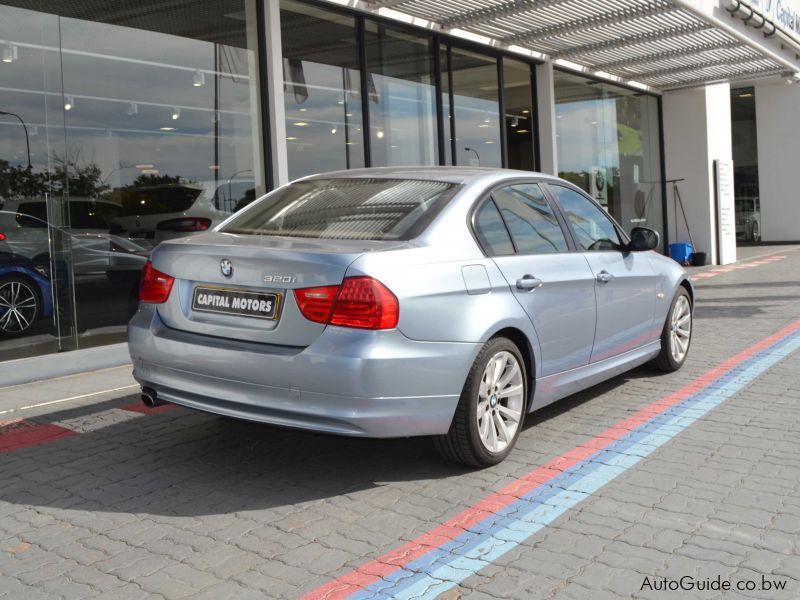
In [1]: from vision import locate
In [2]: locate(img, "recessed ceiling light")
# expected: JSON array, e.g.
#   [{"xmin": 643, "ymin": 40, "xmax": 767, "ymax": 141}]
[
  {"xmin": 522, "ymin": 109, "xmax": 529, "ymax": 114},
  {"xmin": 171, "ymin": 107, "xmax": 181, "ymax": 120},
  {"xmin": 286, "ymin": 136, "xmax": 297, "ymax": 140},
  {"xmin": 299, "ymin": 108, "xmax": 307, "ymax": 112},
  {"xmin": 516, "ymin": 129, "xmax": 530, "ymax": 134},
  {"xmin": 64, "ymin": 96, "xmax": 75, "ymax": 111},
  {"xmin": 293, "ymin": 122, "xmax": 309, "ymax": 127},
  {"xmin": 160, "ymin": 126, "xmax": 175, "ymax": 131},
  {"xmin": 376, "ymin": 131, "xmax": 385, "ymax": 139}
]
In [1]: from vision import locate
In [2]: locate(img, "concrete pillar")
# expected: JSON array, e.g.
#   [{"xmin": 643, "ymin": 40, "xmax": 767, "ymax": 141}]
[
  {"xmin": 754, "ymin": 82, "xmax": 800, "ymax": 242},
  {"xmin": 535, "ymin": 62, "xmax": 558, "ymax": 176},
  {"xmin": 263, "ymin": 0, "xmax": 289, "ymax": 187},
  {"xmin": 662, "ymin": 83, "xmax": 735, "ymax": 265}
]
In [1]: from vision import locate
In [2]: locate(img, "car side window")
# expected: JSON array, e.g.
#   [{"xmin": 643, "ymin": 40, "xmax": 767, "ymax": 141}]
[
  {"xmin": 548, "ymin": 185, "xmax": 622, "ymax": 252},
  {"xmin": 492, "ymin": 184, "xmax": 568, "ymax": 254},
  {"xmin": 473, "ymin": 200, "xmax": 514, "ymax": 256}
]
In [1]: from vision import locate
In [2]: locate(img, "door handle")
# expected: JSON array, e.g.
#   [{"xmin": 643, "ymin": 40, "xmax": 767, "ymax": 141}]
[
  {"xmin": 516, "ymin": 275, "xmax": 543, "ymax": 291},
  {"xmin": 596, "ymin": 270, "xmax": 615, "ymax": 283}
]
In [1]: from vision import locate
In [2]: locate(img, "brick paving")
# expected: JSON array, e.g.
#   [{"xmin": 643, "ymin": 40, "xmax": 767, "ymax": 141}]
[{"xmin": 1, "ymin": 246, "xmax": 799, "ymax": 599}]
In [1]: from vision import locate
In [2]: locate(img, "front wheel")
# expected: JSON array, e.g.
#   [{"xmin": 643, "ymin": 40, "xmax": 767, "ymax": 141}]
[
  {"xmin": 0, "ymin": 276, "xmax": 41, "ymax": 338},
  {"xmin": 653, "ymin": 287, "xmax": 692, "ymax": 372},
  {"xmin": 433, "ymin": 337, "xmax": 527, "ymax": 467}
]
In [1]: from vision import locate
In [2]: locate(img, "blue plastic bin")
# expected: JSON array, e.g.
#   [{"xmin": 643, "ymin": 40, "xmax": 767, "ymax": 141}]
[{"xmin": 669, "ymin": 243, "xmax": 694, "ymax": 265}]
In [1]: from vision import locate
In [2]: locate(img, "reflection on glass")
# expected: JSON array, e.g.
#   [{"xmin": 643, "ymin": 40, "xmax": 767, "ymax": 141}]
[
  {"xmin": 451, "ymin": 48, "xmax": 501, "ymax": 168},
  {"xmin": 554, "ymin": 70, "xmax": 664, "ymax": 248},
  {"xmin": 503, "ymin": 59, "xmax": 535, "ymax": 171},
  {"xmin": 441, "ymin": 46, "xmax": 453, "ymax": 166},
  {"xmin": 730, "ymin": 87, "xmax": 761, "ymax": 243},
  {"xmin": 0, "ymin": 0, "xmax": 264, "ymax": 359},
  {"xmin": 281, "ymin": 1, "xmax": 364, "ymax": 180},
  {"xmin": 366, "ymin": 23, "xmax": 437, "ymax": 167}
]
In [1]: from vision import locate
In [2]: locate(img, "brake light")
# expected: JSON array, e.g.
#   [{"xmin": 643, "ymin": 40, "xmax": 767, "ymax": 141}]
[
  {"xmin": 294, "ymin": 276, "xmax": 399, "ymax": 330},
  {"xmin": 139, "ymin": 260, "xmax": 175, "ymax": 303},
  {"xmin": 0, "ymin": 233, "xmax": 5, "ymax": 241},
  {"xmin": 293, "ymin": 284, "xmax": 340, "ymax": 324},
  {"xmin": 156, "ymin": 217, "xmax": 212, "ymax": 232}
]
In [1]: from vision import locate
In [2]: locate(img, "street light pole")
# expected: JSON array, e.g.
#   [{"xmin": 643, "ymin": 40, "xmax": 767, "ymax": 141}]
[{"xmin": 0, "ymin": 110, "xmax": 32, "ymax": 168}]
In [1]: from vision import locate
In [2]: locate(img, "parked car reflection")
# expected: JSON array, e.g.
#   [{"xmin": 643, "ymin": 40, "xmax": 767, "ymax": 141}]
[{"xmin": 0, "ymin": 250, "xmax": 53, "ymax": 338}]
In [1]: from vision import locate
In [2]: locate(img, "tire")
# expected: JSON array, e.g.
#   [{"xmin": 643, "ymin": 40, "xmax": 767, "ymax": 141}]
[
  {"xmin": 433, "ymin": 336, "xmax": 528, "ymax": 467},
  {"xmin": 751, "ymin": 221, "xmax": 761, "ymax": 242},
  {"xmin": 653, "ymin": 287, "xmax": 692, "ymax": 372},
  {"xmin": 0, "ymin": 275, "xmax": 41, "ymax": 338}
]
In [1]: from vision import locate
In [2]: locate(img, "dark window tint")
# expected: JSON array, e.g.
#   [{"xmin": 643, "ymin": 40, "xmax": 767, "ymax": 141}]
[
  {"xmin": 549, "ymin": 185, "xmax": 621, "ymax": 251},
  {"xmin": 474, "ymin": 201, "xmax": 514, "ymax": 256},
  {"xmin": 118, "ymin": 186, "xmax": 202, "ymax": 216},
  {"xmin": 214, "ymin": 181, "xmax": 257, "ymax": 213},
  {"xmin": 492, "ymin": 184, "xmax": 567, "ymax": 254},
  {"xmin": 220, "ymin": 178, "xmax": 457, "ymax": 241},
  {"xmin": 16, "ymin": 203, "xmax": 48, "ymax": 226}
]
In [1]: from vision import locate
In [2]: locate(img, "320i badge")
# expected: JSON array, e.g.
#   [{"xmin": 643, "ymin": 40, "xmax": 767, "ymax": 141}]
[{"xmin": 129, "ymin": 167, "xmax": 693, "ymax": 466}]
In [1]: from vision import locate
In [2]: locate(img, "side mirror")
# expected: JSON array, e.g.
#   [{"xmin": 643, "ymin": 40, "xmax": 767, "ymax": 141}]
[{"xmin": 628, "ymin": 227, "xmax": 659, "ymax": 252}]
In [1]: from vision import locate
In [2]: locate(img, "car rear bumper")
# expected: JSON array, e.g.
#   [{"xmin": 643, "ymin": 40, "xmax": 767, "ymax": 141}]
[{"xmin": 127, "ymin": 306, "xmax": 479, "ymax": 437}]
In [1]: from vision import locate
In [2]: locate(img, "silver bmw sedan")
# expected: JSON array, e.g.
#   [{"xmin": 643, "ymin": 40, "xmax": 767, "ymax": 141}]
[{"xmin": 128, "ymin": 167, "xmax": 693, "ymax": 466}]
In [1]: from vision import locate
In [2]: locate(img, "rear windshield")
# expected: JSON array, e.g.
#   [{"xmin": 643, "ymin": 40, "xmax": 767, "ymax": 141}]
[
  {"xmin": 219, "ymin": 178, "xmax": 459, "ymax": 241},
  {"xmin": 118, "ymin": 186, "xmax": 201, "ymax": 216}
]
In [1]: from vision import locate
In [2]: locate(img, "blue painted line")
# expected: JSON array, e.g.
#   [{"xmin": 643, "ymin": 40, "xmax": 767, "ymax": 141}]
[{"xmin": 355, "ymin": 329, "xmax": 800, "ymax": 600}]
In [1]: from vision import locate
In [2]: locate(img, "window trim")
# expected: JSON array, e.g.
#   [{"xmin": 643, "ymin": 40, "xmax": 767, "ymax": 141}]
[
  {"xmin": 543, "ymin": 181, "xmax": 632, "ymax": 253},
  {"xmin": 467, "ymin": 178, "xmax": 576, "ymax": 257}
]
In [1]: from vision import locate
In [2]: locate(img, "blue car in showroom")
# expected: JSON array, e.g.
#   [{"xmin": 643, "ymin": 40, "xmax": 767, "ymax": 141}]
[{"xmin": 128, "ymin": 168, "xmax": 693, "ymax": 466}]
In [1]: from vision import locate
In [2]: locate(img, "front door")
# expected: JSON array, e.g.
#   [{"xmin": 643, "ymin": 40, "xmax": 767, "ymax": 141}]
[{"xmin": 546, "ymin": 184, "xmax": 659, "ymax": 363}]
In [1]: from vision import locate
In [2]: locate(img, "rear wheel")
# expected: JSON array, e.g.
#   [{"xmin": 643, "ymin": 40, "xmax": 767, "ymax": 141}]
[
  {"xmin": 653, "ymin": 287, "xmax": 692, "ymax": 372},
  {"xmin": 0, "ymin": 276, "xmax": 41, "ymax": 337},
  {"xmin": 434, "ymin": 337, "xmax": 527, "ymax": 467}
]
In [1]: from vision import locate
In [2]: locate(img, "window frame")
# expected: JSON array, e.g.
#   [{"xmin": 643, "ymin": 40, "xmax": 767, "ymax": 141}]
[
  {"xmin": 468, "ymin": 178, "xmax": 576, "ymax": 257},
  {"xmin": 543, "ymin": 181, "xmax": 631, "ymax": 253}
]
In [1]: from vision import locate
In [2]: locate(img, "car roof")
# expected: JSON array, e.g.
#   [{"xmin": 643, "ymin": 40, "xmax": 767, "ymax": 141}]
[{"xmin": 299, "ymin": 166, "xmax": 560, "ymax": 186}]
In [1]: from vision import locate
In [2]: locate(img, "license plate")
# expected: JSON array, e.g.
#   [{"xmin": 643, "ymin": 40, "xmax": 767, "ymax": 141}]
[{"xmin": 192, "ymin": 286, "xmax": 280, "ymax": 320}]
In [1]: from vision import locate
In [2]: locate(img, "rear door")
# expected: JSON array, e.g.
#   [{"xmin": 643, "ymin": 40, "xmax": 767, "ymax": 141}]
[
  {"xmin": 545, "ymin": 183, "xmax": 659, "ymax": 363},
  {"xmin": 475, "ymin": 182, "xmax": 596, "ymax": 377}
]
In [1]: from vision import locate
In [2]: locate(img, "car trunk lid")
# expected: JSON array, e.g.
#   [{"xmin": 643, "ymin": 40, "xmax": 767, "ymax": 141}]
[{"xmin": 152, "ymin": 231, "xmax": 404, "ymax": 346}]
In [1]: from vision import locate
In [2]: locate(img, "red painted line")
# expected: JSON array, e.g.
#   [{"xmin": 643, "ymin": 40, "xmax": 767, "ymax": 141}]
[
  {"xmin": 0, "ymin": 419, "xmax": 76, "ymax": 453},
  {"xmin": 304, "ymin": 319, "xmax": 800, "ymax": 600},
  {"xmin": 120, "ymin": 402, "xmax": 175, "ymax": 415}
]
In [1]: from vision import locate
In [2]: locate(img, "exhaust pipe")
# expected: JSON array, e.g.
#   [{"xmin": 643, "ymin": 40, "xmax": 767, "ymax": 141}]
[{"xmin": 141, "ymin": 387, "xmax": 167, "ymax": 408}]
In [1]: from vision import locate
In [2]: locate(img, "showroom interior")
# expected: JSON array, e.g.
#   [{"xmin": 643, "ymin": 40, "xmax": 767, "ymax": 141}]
[{"xmin": 0, "ymin": 0, "xmax": 798, "ymax": 364}]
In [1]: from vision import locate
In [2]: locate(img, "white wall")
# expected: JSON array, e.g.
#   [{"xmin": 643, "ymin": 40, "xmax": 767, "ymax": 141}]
[
  {"xmin": 662, "ymin": 83, "xmax": 734, "ymax": 265},
  {"xmin": 754, "ymin": 82, "xmax": 800, "ymax": 242}
]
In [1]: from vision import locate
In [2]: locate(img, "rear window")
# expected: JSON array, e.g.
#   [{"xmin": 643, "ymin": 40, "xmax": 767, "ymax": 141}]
[
  {"xmin": 118, "ymin": 186, "xmax": 202, "ymax": 216},
  {"xmin": 219, "ymin": 178, "xmax": 459, "ymax": 241}
]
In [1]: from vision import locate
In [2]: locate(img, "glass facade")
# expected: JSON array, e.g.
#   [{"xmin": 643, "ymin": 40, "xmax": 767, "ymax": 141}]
[
  {"xmin": 0, "ymin": 0, "xmax": 264, "ymax": 361},
  {"xmin": 281, "ymin": 1, "xmax": 364, "ymax": 180},
  {"xmin": 0, "ymin": 0, "xmax": 664, "ymax": 363},
  {"xmin": 554, "ymin": 70, "xmax": 664, "ymax": 248},
  {"xmin": 730, "ymin": 87, "xmax": 761, "ymax": 243}
]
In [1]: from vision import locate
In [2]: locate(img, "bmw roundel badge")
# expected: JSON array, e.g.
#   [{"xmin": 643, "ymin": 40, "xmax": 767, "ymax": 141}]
[{"xmin": 220, "ymin": 259, "xmax": 233, "ymax": 278}]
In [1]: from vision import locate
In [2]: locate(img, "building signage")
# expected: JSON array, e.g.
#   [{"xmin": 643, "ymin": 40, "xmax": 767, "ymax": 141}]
[
  {"xmin": 714, "ymin": 160, "xmax": 737, "ymax": 266},
  {"xmin": 742, "ymin": 0, "xmax": 800, "ymax": 39}
]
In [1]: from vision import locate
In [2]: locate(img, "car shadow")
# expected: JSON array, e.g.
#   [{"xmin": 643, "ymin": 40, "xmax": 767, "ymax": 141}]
[{"xmin": 0, "ymin": 362, "xmax": 670, "ymax": 518}]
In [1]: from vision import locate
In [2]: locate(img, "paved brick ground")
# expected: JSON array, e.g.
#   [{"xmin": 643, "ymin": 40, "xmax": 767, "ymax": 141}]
[{"xmin": 1, "ymin": 246, "xmax": 799, "ymax": 599}]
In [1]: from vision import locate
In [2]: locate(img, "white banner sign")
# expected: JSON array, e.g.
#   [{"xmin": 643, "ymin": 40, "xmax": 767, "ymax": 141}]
[
  {"xmin": 715, "ymin": 160, "xmax": 737, "ymax": 266},
  {"xmin": 742, "ymin": 0, "xmax": 800, "ymax": 39}
]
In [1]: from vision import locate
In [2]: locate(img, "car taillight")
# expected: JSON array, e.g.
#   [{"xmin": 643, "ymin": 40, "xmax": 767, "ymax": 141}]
[
  {"xmin": 294, "ymin": 276, "xmax": 399, "ymax": 330},
  {"xmin": 0, "ymin": 233, "xmax": 5, "ymax": 241},
  {"xmin": 156, "ymin": 217, "xmax": 211, "ymax": 232},
  {"xmin": 293, "ymin": 284, "xmax": 340, "ymax": 324},
  {"xmin": 139, "ymin": 260, "xmax": 175, "ymax": 303}
]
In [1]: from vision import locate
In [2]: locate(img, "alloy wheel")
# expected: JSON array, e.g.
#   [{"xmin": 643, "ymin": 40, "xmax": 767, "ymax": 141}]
[
  {"xmin": 0, "ymin": 280, "xmax": 38, "ymax": 334},
  {"xmin": 477, "ymin": 350, "xmax": 524, "ymax": 453},
  {"xmin": 669, "ymin": 294, "xmax": 692, "ymax": 364}
]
